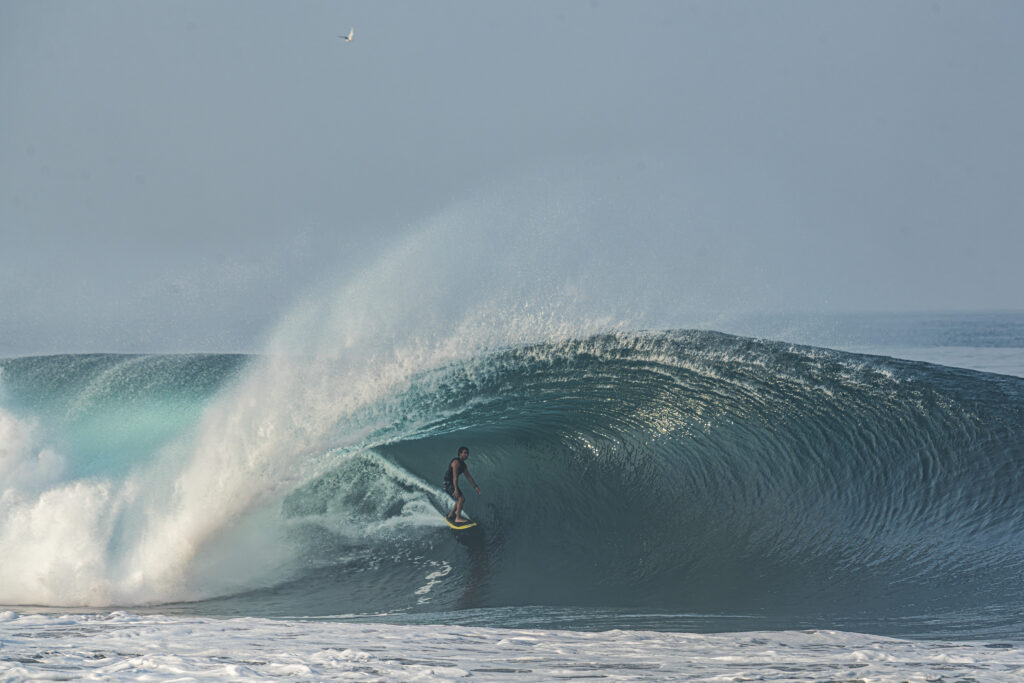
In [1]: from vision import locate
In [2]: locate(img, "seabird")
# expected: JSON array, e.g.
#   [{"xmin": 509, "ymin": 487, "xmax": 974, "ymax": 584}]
[{"xmin": 339, "ymin": 27, "xmax": 354, "ymax": 42}]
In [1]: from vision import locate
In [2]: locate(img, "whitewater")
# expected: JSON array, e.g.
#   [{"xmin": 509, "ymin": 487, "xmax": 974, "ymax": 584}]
[{"xmin": 3, "ymin": 212, "xmax": 1024, "ymax": 680}]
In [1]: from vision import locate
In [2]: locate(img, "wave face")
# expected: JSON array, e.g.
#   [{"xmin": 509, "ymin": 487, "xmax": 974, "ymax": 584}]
[{"xmin": 2, "ymin": 333, "xmax": 1023, "ymax": 636}]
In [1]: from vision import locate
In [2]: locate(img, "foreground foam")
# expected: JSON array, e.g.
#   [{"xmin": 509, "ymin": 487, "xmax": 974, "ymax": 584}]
[{"xmin": 2, "ymin": 612, "xmax": 1022, "ymax": 682}]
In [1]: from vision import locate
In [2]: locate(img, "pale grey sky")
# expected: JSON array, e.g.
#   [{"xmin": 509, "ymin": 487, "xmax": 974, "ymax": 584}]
[{"xmin": 2, "ymin": 1, "xmax": 1022, "ymax": 354}]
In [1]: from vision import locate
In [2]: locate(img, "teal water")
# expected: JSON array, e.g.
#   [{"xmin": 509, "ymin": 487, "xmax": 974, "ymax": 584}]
[{"xmin": 1, "ymin": 315, "xmax": 1022, "ymax": 640}]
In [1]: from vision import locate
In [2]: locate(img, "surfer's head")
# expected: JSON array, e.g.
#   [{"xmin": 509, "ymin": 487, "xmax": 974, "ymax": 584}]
[{"xmin": 458, "ymin": 446, "xmax": 469, "ymax": 460}]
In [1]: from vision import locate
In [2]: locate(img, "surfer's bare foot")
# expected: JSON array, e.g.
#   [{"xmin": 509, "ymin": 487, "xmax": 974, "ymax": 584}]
[{"xmin": 455, "ymin": 518, "xmax": 469, "ymax": 524}]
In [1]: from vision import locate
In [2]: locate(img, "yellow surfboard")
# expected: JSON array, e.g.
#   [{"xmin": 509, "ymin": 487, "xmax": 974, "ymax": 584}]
[{"xmin": 443, "ymin": 516, "xmax": 477, "ymax": 530}]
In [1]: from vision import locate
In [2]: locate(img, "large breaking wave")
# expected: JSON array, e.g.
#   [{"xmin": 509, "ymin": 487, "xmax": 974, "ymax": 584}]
[{"xmin": 2, "ymin": 331, "xmax": 1022, "ymax": 635}]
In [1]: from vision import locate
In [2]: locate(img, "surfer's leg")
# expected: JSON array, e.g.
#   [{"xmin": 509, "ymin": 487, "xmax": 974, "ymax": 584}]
[
  {"xmin": 454, "ymin": 493, "xmax": 468, "ymax": 523},
  {"xmin": 445, "ymin": 484, "xmax": 457, "ymax": 519}
]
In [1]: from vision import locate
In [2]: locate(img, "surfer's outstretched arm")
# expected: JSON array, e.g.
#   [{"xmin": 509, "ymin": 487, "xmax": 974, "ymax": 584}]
[{"xmin": 465, "ymin": 471, "xmax": 481, "ymax": 494}]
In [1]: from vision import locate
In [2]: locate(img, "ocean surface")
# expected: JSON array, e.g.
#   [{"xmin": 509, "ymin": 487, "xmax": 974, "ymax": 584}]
[{"xmin": 2, "ymin": 312, "xmax": 1023, "ymax": 681}]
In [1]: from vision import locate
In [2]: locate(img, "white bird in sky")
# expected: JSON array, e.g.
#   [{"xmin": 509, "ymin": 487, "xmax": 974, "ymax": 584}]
[{"xmin": 339, "ymin": 27, "xmax": 354, "ymax": 42}]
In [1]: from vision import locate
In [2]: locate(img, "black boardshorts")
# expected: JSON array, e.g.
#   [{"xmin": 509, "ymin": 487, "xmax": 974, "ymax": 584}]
[{"xmin": 444, "ymin": 481, "xmax": 464, "ymax": 500}]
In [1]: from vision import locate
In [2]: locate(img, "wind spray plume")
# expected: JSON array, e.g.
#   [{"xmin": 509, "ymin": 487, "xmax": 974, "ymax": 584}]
[{"xmin": 118, "ymin": 184, "xmax": 631, "ymax": 604}]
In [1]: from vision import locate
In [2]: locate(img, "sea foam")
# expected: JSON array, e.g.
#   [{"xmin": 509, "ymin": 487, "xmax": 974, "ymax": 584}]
[{"xmin": 2, "ymin": 611, "xmax": 1022, "ymax": 682}]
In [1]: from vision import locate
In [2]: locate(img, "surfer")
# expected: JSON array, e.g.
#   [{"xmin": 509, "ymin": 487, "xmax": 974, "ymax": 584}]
[{"xmin": 444, "ymin": 446, "xmax": 481, "ymax": 524}]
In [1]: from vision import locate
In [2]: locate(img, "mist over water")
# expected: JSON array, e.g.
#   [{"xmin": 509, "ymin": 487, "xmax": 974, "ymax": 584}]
[
  {"xmin": 0, "ymin": 194, "xmax": 629, "ymax": 607},
  {"xmin": 1, "ymin": 195, "xmax": 1023, "ymax": 641}
]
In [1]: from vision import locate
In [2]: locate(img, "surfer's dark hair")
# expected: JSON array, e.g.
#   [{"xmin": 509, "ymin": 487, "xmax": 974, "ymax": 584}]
[{"xmin": 458, "ymin": 446, "xmax": 469, "ymax": 456}]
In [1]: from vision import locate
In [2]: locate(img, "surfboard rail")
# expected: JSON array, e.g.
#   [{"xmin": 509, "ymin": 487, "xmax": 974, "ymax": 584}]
[{"xmin": 443, "ymin": 515, "xmax": 477, "ymax": 530}]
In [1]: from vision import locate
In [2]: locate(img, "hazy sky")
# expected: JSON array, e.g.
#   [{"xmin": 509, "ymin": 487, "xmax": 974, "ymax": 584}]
[{"xmin": 2, "ymin": 1, "xmax": 1022, "ymax": 355}]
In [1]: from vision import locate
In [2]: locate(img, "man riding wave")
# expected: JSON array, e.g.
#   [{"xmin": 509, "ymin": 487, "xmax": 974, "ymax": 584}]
[{"xmin": 444, "ymin": 446, "xmax": 481, "ymax": 524}]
